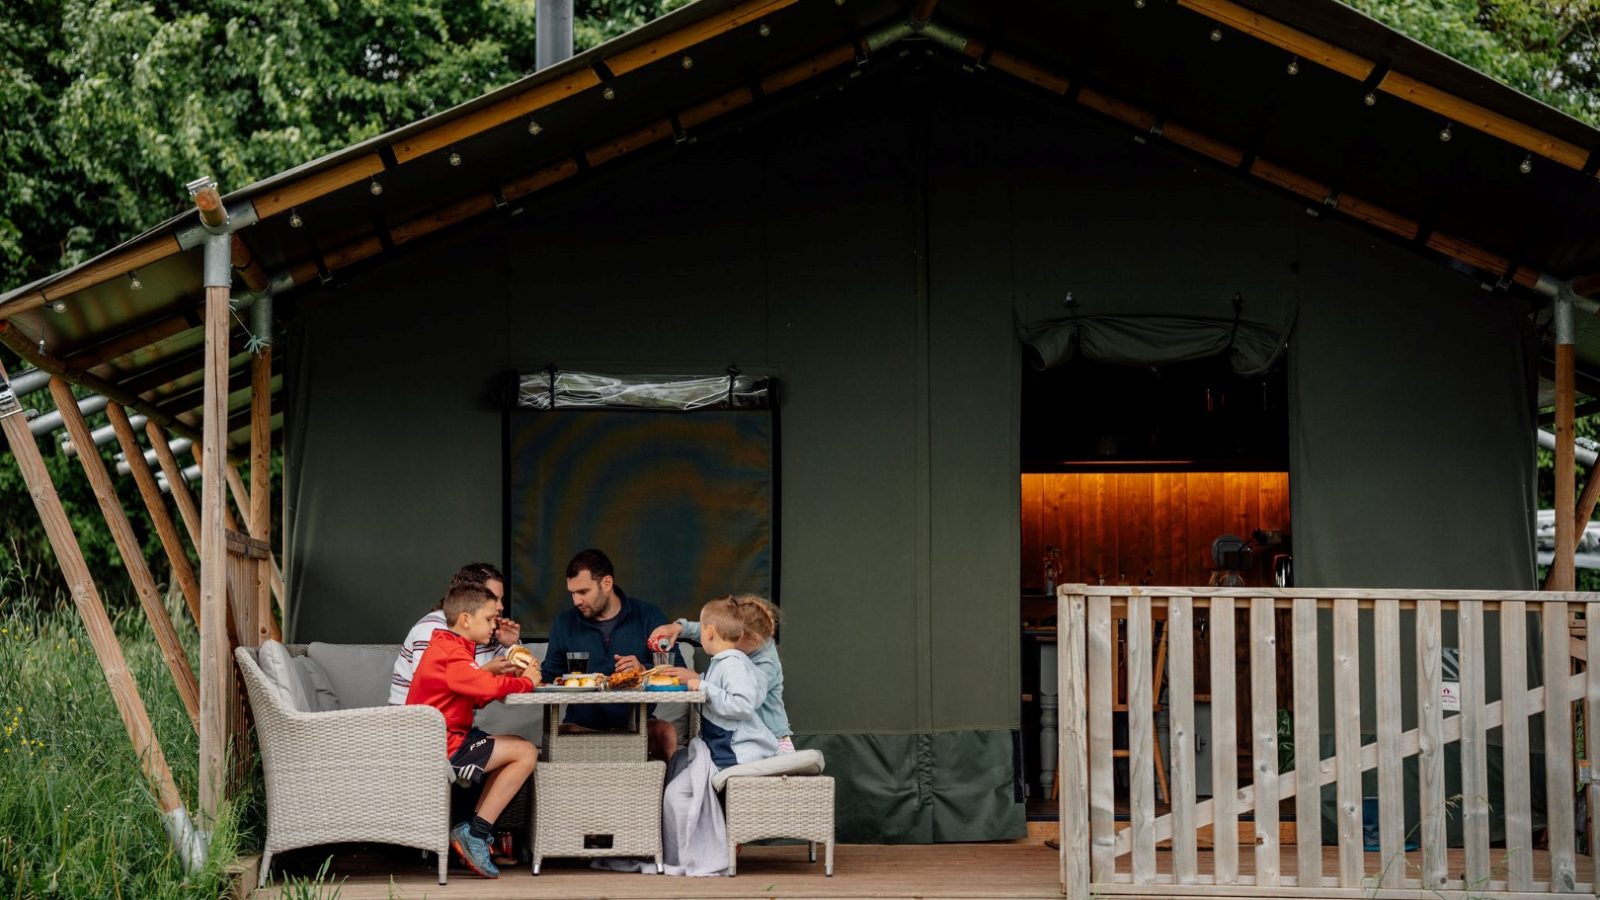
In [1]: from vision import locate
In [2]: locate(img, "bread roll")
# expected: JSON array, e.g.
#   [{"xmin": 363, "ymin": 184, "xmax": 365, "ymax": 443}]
[{"xmin": 505, "ymin": 645, "xmax": 536, "ymax": 671}]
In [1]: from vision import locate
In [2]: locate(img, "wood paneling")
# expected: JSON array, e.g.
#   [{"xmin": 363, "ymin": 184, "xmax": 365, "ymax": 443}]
[{"xmin": 1022, "ymin": 472, "xmax": 1290, "ymax": 590}]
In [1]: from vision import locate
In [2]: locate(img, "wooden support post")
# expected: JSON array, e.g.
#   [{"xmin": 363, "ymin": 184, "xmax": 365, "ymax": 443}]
[
  {"xmin": 0, "ymin": 360, "xmax": 197, "ymax": 859},
  {"xmin": 189, "ymin": 442, "xmax": 284, "ymax": 639},
  {"xmin": 108, "ymin": 405, "xmax": 202, "ymax": 625},
  {"xmin": 147, "ymin": 421, "xmax": 201, "ymax": 547},
  {"xmin": 50, "ymin": 379, "xmax": 199, "ymax": 731},
  {"xmin": 1552, "ymin": 295, "xmax": 1577, "ymax": 591},
  {"xmin": 249, "ymin": 346, "xmax": 272, "ymax": 647},
  {"xmin": 198, "ymin": 264, "xmax": 232, "ymax": 822}
]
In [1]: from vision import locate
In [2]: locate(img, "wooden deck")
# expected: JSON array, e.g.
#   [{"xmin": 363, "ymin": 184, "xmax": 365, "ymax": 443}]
[{"xmin": 248, "ymin": 841, "xmax": 1595, "ymax": 899}]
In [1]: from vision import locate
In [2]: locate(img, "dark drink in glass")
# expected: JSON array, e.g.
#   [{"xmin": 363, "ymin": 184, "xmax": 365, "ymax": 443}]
[{"xmin": 566, "ymin": 651, "xmax": 589, "ymax": 674}]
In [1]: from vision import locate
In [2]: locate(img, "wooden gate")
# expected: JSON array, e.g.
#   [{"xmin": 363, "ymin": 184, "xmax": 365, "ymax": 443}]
[{"xmin": 1058, "ymin": 586, "xmax": 1600, "ymax": 899}]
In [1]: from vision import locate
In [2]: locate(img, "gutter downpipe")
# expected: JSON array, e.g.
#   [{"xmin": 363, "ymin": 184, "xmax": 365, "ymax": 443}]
[{"xmin": 536, "ymin": 0, "xmax": 574, "ymax": 70}]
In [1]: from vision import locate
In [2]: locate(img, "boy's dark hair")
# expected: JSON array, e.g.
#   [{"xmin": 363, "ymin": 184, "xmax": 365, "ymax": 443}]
[
  {"xmin": 449, "ymin": 562, "xmax": 504, "ymax": 591},
  {"xmin": 443, "ymin": 584, "xmax": 498, "ymax": 626},
  {"xmin": 564, "ymin": 548, "xmax": 614, "ymax": 581}
]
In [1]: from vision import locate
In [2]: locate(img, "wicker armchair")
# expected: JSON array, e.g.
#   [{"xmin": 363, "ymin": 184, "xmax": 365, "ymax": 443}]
[{"xmin": 236, "ymin": 647, "xmax": 452, "ymax": 888}]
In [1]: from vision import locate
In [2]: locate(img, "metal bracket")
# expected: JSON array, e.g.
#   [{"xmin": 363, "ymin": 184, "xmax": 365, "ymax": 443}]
[
  {"xmin": 0, "ymin": 373, "xmax": 21, "ymax": 421},
  {"xmin": 176, "ymin": 200, "xmax": 260, "ymax": 250}
]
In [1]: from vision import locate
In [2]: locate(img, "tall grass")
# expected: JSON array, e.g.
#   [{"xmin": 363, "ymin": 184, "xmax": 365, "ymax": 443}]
[{"xmin": 0, "ymin": 561, "xmax": 257, "ymax": 898}]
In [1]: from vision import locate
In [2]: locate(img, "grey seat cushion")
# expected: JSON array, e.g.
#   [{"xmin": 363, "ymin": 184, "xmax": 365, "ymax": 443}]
[
  {"xmin": 257, "ymin": 640, "xmax": 312, "ymax": 712},
  {"xmin": 712, "ymin": 748, "xmax": 826, "ymax": 792},
  {"xmin": 293, "ymin": 656, "xmax": 342, "ymax": 712},
  {"xmin": 307, "ymin": 642, "xmax": 400, "ymax": 709}
]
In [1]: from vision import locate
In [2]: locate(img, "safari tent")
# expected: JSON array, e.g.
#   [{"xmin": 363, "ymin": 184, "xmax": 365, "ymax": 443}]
[{"xmin": 4, "ymin": 0, "xmax": 1600, "ymax": 896}]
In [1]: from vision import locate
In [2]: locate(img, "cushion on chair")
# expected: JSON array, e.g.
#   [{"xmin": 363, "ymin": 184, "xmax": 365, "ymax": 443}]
[
  {"xmin": 306, "ymin": 642, "xmax": 398, "ymax": 709},
  {"xmin": 257, "ymin": 640, "xmax": 313, "ymax": 712},
  {"xmin": 712, "ymin": 748, "xmax": 825, "ymax": 792},
  {"xmin": 293, "ymin": 656, "xmax": 342, "ymax": 712}
]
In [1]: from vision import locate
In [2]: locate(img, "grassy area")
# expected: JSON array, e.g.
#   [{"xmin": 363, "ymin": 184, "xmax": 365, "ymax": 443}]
[{"xmin": 0, "ymin": 566, "xmax": 256, "ymax": 898}]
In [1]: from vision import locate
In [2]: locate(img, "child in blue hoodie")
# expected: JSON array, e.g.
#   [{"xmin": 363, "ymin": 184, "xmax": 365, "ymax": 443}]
[
  {"xmin": 651, "ymin": 594, "xmax": 793, "ymax": 752},
  {"xmin": 659, "ymin": 596, "xmax": 778, "ymax": 768}
]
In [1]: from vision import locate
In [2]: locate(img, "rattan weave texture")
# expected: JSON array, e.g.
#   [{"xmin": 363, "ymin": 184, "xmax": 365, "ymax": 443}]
[
  {"xmin": 724, "ymin": 774, "xmax": 836, "ymax": 876},
  {"xmin": 531, "ymin": 760, "xmax": 666, "ymax": 874},
  {"xmin": 237, "ymin": 647, "xmax": 452, "ymax": 888}
]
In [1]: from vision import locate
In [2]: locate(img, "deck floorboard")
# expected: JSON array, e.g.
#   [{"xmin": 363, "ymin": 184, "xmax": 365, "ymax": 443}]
[{"xmin": 249, "ymin": 842, "xmax": 1595, "ymax": 898}]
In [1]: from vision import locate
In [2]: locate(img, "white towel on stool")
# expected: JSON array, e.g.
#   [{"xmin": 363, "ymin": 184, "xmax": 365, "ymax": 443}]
[{"xmin": 591, "ymin": 737, "xmax": 728, "ymax": 877}]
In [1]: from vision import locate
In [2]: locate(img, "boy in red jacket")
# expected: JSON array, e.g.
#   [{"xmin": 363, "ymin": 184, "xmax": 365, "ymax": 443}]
[{"xmin": 407, "ymin": 582, "xmax": 539, "ymax": 878}]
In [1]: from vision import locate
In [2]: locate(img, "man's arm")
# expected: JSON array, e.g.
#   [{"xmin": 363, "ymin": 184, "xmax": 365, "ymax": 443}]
[{"xmin": 539, "ymin": 619, "xmax": 566, "ymax": 684}]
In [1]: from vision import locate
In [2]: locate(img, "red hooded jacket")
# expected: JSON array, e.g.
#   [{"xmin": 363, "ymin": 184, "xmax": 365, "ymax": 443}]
[{"xmin": 405, "ymin": 628, "xmax": 534, "ymax": 755}]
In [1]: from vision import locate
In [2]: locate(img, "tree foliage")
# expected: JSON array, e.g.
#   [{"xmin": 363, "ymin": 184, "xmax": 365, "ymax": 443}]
[{"xmin": 1345, "ymin": 0, "xmax": 1600, "ymax": 126}]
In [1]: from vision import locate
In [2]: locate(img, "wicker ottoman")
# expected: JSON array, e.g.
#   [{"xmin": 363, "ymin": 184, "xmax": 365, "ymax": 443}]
[
  {"xmin": 724, "ymin": 774, "xmax": 835, "ymax": 876},
  {"xmin": 531, "ymin": 760, "xmax": 665, "ymax": 874}
]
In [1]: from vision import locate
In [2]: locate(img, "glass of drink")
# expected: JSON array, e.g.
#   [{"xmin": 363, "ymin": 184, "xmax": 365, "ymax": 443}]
[
  {"xmin": 566, "ymin": 651, "xmax": 589, "ymax": 674},
  {"xmin": 652, "ymin": 646, "xmax": 675, "ymax": 669}
]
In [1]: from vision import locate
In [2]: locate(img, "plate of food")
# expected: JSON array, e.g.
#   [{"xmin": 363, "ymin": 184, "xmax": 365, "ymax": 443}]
[
  {"xmin": 644, "ymin": 672, "xmax": 687, "ymax": 691},
  {"xmin": 538, "ymin": 673, "xmax": 602, "ymax": 691}
]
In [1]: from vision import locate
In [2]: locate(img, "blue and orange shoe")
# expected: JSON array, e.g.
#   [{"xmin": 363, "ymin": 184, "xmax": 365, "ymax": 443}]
[{"xmin": 449, "ymin": 821, "xmax": 500, "ymax": 879}]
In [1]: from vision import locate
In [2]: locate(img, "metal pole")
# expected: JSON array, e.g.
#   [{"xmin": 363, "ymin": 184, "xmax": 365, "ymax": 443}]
[{"xmin": 536, "ymin": 0, "xmax": 573, "ymax": 70}]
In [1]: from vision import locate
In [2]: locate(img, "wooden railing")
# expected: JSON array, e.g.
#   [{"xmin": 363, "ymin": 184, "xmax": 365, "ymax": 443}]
[{"xmin": 1057, "ymin": 585, "xmax": 1600, "ymax": 900}]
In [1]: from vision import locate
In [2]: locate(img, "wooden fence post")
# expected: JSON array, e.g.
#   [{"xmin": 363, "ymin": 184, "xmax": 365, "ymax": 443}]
[
  {"xmin": 0, "ymin": 360, "xmax": 202, "ymax": 868},
  {"xmin": 49, "ymin": 378, "xmax": 199, "ymax": 732},
  {"xmin": 1060, "ymin": 591, "xmax": 1089, "ymax": 900}
]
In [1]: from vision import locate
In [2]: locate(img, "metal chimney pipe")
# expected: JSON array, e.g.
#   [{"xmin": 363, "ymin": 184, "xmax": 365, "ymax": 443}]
[{"xmin": 536, "ymin": 0, "xmax": 574, "ymax": 70}]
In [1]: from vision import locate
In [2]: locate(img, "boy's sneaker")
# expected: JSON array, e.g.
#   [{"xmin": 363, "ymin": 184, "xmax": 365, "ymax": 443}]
[{"xmin": 449, "ymin": 821, "xmax": 500, "ymax": 879}]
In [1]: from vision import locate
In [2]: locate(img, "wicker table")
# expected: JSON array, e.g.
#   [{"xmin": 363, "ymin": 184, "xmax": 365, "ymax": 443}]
[{"xmin": 505, "ymin": 688, "xmax": 704, "ymax": 874}]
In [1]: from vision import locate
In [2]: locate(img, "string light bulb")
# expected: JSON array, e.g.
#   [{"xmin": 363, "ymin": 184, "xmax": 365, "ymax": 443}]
[
  {"xmin": 1286, "ymin": 57, "xmax": 1300, "ymax": 75},
  {"xmin": 602, "ymin": 86, "xmax": 616, "ymax": 100},
  {"xmin": 1439, "ymin": 123, "xmax": 1452, "ymax": 142},
  {"xmin": 448, "ymin": 149, "xmax": 462, "ymax": 167},
  {"xmin": 289, "ymin": 209, "xmax": 303, "ymax": 228},
  {"xmin": 758, "ymin": 22, "xmax": 771, "ymax": 36},
  {"xmin": 527, "ymin": 119, "xmax": 543, "ymax": 135},
  {"xmin": 127, "ymin": 271, "xmax": 143, "ymax": 291},
  {"xmin": 681, "ymin": 55, "xmax": 694, "ymax": 69},
  {"xmin": 369, "ymin": 179, "xmax": 384, "ymax": 195},
  {"xmin": 50, "ymin": 300, "xmax": 66, "ymax": 313},
  {"xmin": 1209, "ymin": 27, "xmax": 1222, "ymax": 42},
  {"xmin": 1134, "ymin": 0, "xmax": 1146, "ymax": 7},
  {"xmin": 1363, "ymin": 91, "xmax": 1377, "ymax": 106},
  {"xmin": 1520, "ymin": 154, "xmax": 1533, "ymax": 174}
]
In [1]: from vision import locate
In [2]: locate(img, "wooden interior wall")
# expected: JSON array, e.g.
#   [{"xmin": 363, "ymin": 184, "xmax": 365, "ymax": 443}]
[{"xmin": 1021, "ymin": 472, "xmax": 1290, "ymax": 591}]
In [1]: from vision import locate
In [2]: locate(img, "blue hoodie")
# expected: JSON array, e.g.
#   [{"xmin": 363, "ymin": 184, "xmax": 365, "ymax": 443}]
[{"xmin": 539, "ymin": 589, "xmax": 678, "ymax": 730}]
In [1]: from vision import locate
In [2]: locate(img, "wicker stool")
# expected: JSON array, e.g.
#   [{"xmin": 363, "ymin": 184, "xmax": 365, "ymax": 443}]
[
  {"xmin": 531, "ymin": 760, "xmax": 665, "ymax": 874},
  {"xmin": 723, "ymin": 774, "xmax": 835, "ymax": 876}
]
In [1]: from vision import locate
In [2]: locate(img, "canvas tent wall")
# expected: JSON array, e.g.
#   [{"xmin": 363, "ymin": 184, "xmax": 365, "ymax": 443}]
[{"xmin": 282, "ymin": 71, "xmax": 1535, "ymax": 843}]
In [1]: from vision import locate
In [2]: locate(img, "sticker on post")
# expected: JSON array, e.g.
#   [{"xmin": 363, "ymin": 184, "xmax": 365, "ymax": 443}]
[{"xmin": 1440, "ymin": 680, "xmax": 1461, "ymax": 712}]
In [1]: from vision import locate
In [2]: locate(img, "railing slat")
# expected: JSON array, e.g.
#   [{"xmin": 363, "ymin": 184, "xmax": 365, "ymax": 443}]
[
  {"xmin": 1128, "ymin": 593, "xmax": 1156, "ymax": 882},
  {"xmin": 1169, "ymin": 597, "xmax": 1198, "ymax": 884},
  {"xmin": 1587, "ymin": 601, "xmax": 1600, "ymax": 889},
  {"xmin": 1061, "ymin": 593, "xmax": 1089, "ymax": 900},
  {"xmin": 1250, "ymin": 597, "xmax": 1280, "ymax": 886},
  {"xmin": 1500, "ymin": 599, "xmax": 1534, "ymax": 890},
  {"xmin": 1334, "ymin": 596, "xmax": 1363, "ymax": 888},
  {"xmin": 1375, "ymin": 599, "xmax": 1405, "ymax": 888},
  {"xmin": 1459, "ymin": 599, "xmax": 1491, "ymax": 887},
  {"xmin": 1416, "ymin": 599, "xmax": 1448, "ymax": 890},
  {"xmin": 1292, "ymin": 596, "xmax": 1322, "ymax": 886},
  {"xmin": 1542, "ymin": 600, "xmax": 1577, "ymax": 892},
  {"xmin": 1088, "ymin": 595, "xmax": 1116, "ymax": 882},
  {"xmin": 1209, "ymin": 596, "xmax": 1239, "ymax": 885}
]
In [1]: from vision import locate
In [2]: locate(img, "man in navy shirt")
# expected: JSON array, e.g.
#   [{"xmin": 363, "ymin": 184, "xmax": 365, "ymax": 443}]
[{"xmin": 540, "ymin": 548, "xmax": 681, "ymax": 760}]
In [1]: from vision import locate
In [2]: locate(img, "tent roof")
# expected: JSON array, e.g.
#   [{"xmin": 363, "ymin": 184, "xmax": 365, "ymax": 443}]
[{"xmin": 3, "ymin": 0, "xmax": 1598, "ymax": 438}]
